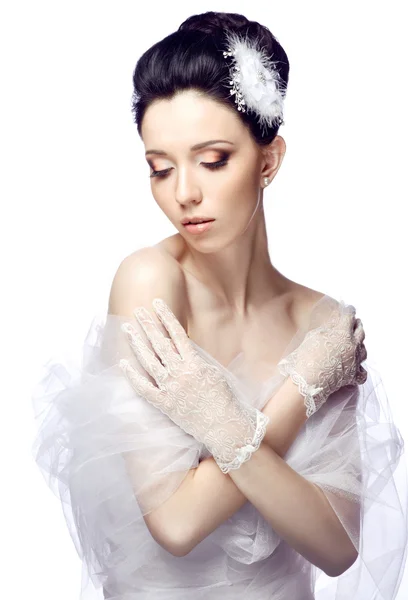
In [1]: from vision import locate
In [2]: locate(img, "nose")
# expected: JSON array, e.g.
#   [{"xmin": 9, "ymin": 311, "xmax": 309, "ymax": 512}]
[{"xmin": 175, "ymin": 168, "xmax": 202, "ymax": 207}]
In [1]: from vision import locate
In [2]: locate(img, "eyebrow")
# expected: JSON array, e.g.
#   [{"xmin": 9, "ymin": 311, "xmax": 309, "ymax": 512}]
[{"xmin": 145, "ymin": 139, "xmax": 235, "ymax": 157}]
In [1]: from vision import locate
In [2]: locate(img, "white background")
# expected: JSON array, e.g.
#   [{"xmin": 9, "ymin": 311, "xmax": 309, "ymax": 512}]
[{"xmin": 1, "ymin": 1, "xmax": 407, "ymax": 598}]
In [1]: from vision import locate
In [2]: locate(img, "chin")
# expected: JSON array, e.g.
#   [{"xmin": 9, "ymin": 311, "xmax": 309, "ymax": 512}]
[{"xmin": 183, "ymin": 232, "xmax": 241, "ymax": 255}]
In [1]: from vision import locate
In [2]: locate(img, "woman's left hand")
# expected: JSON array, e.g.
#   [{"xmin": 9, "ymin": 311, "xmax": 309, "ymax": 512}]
[{"xmin": 119, "ymin": 298, "xmax": 269, "ymax": 473}]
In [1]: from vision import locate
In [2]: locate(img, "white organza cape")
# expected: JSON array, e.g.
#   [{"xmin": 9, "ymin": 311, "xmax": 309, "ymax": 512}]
[{"xmin": 31, "ymin": 293, "xmax": 408, "ymax": 600}]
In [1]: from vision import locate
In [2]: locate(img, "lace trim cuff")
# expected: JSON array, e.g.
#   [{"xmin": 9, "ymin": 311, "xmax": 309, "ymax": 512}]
[
  {"xmin": 277, "ymin": 362, "xmax": 325, "ymax": 418},
  {"xmin": 216, "ymin": 410, "xmax": 270, "ymax": 474}
]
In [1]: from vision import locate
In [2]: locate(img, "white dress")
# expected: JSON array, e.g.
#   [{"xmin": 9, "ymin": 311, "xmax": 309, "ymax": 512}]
[{"xmin": 31, "ymin": 292, "xmax": 408, "ymax": 599}]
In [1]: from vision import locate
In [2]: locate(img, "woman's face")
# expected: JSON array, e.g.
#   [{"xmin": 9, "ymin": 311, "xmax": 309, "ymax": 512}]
[{"xmin": 141, "ymin": 89, "xmax": 280, "ymax": 251}]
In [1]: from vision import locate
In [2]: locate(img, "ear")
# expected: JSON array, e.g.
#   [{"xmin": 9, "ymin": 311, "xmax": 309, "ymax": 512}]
[{"xmin": 260, "ymin": 135, "xmax": 286, "ymax": 187}]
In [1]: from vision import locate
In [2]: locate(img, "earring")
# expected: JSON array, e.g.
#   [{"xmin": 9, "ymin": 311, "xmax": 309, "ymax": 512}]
[{"xmin": 263, "ymin": 177, "xmax": 271, "ymax": 187}]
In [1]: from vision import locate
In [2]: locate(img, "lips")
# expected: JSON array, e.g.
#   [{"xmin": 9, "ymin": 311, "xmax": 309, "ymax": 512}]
[
  {"xmin": 183, "ymin": 219, "xmax": 214, "ymax": 225},
  {"xmin": 181, "ymin": 217, "xmax": 215, "ymax": 225},
  {"xmin": 183, "ymin": 220, "xmax": 215, "ymax": 234}
]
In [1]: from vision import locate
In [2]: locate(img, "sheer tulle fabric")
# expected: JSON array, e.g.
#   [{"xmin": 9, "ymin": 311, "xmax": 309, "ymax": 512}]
[{"xmin": 31, "ymin": 294, "xmax": 408, "ymax": 599}]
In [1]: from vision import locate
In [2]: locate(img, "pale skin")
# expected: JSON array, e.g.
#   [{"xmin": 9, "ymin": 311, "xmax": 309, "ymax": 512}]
[{"xmin": 108, "ymin": 89, "xmax": 360, "ymax": 577}]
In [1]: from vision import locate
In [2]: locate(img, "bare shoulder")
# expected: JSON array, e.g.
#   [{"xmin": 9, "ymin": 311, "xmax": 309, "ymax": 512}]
[
  {"xmin": 290, "ymin": 283, "xmax": 328, "ymax": 329},
  {"xmin": 107, "ymin": 245, "xmax": 188, "ymax": 331}
]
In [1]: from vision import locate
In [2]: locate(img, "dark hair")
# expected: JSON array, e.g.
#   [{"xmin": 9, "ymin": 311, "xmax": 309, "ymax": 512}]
[{"xmin": 131, "ymin": 11, "xmax": 290, "ymax": 146}]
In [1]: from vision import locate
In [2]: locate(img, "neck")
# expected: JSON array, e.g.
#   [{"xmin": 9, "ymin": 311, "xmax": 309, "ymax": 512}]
[{"xmin": 178, "ymin": 200, "xmax": 291, "ymax": 317}]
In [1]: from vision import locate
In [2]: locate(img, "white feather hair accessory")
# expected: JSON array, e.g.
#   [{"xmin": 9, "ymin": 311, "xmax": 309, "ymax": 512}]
[{"xmin": 222, "ymin": 30, "xmax": 286, "ymax": 134}]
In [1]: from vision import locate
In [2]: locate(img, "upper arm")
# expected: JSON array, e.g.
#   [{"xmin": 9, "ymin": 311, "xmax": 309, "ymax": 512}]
[
  {"xmin": 108, "ymin": 246, "xmax": 188, "ymax": 330},
  {"xmin": 107, "ymin": 246, "xmax": 191, "ymax": 553}
]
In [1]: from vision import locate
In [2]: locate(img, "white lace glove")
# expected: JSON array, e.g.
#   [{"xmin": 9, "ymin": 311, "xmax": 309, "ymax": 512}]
[
  {"xmin": 277, "ymin": 301, "xmax": 368, "ymax": 418},
  {"xmin": 119, "ymin": 298, "xmax": 269, "ymax": 474}
]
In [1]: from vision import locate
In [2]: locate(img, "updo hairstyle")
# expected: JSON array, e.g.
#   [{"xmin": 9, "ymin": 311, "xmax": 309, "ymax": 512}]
[{"xmin": 131, "ymin": 11, "xmax": 290, "ymax": 146}]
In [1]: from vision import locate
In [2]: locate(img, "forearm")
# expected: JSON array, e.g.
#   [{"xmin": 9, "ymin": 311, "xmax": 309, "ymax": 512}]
[
  {"xmin": 226, "ymin": 441, "xmax": 357, "ymax": 577},
  {"xmin": 167, "ymin": 379, "xmax": 357, "ymax": 576},
  {"xmin": 162, "ymin": 377, "xmax": 309, "ymax": 554}
]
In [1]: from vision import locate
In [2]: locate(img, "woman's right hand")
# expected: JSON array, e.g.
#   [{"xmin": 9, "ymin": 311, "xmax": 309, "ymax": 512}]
[{"xmin": 277, "ymin": 303, "xmax": 368, "ymax": 418}]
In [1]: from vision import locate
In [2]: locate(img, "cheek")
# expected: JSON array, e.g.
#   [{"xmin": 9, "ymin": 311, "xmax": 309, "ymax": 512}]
[
  {"xmin": 226, "ymin": 170, "xmax": 259, "ymax": 207},
  {"xmin": 153, "ymin": 193, "xmax": 171, "ymax": 214},
  {"xmin": 229, "ymin": 160, "xmax": 259, "ymax": 191}
]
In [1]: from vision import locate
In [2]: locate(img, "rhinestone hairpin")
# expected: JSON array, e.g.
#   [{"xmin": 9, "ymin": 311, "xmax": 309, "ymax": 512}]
[{"xmin": 222, "ymin": 32, "xmax": 285, "ymax": 132}]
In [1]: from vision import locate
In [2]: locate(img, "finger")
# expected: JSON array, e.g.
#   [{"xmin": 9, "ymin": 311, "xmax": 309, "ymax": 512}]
[
  {"xmin": 133, "ymin": 306, "xmax": 177, "ymax": 367},
  {"xmin": 355, "ymin": 364, "xmax": 367, "ymax": 385},
  {"xmin": 338, "ymin": 303, "xmax": 356, "ymax": 333},
  {"xmin": 347, "ymin": 309, "xmax": 357, "ymax": 334},
  {"xmin": 152, "ymin": 298, "xmax": 192, "ymax": 358},
  {"xmin": 358, "ymin": 342, "xmax": 368, "ymax": 362},
  {"xmin": 121, "ymin": 322, "xmax": 168, "ymax": 385},
  {"xmin": 354, "ymin": 319, "xmax": 366, "ymax": 344},
  {"xmin": 119, "ymin": 358, "xmax": 162, "ymax": 405}
]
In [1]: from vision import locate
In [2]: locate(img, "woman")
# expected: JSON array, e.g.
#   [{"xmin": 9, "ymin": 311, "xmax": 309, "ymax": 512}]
[{"xmin": 31, "ymin": 11, "xmax": 407, "ymax": 600}]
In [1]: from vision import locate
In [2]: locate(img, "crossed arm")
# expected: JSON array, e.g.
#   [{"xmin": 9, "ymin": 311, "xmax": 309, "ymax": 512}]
[
  {"xmin": 108, "ymin": 252, "xmax": 359, "ymax": 577},
  {"xmin": 143, "ymin": 376, "xmax": 359, "ymax": 578}
]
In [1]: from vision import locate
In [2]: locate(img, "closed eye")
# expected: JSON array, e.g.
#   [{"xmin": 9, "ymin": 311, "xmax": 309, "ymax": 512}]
[{"xmin": 149, "ymin": 157, "xmax": 229, "ymax": 179}]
